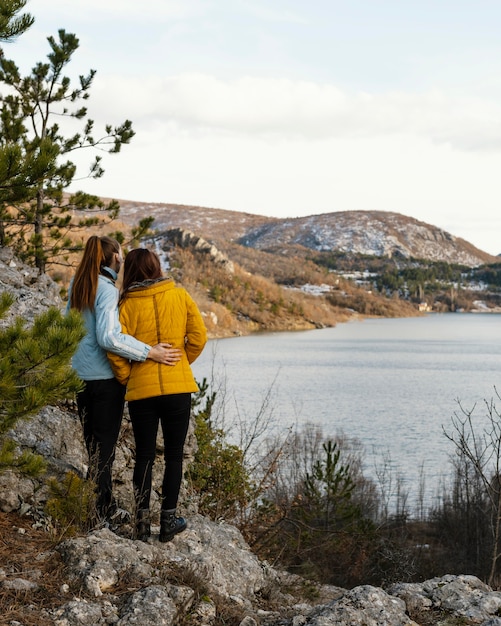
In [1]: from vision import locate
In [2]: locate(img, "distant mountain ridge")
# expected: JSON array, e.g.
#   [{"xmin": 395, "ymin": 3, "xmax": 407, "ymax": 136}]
[
  {"xmin": 113, "ymin": 199, "xmax": 496, "ymax": 267},
  {"xmin": 238, "ymin": 210, "xmax": 496, "ymax": 267}
]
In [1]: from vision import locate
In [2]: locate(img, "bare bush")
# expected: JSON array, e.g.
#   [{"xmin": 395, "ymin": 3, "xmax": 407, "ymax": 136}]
[{"xmin": 440, "ymin": 391, "xmax": 501, "ymax": 585}]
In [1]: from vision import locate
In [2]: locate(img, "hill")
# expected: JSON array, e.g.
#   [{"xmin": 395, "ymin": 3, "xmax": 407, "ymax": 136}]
[
  {"xmin": 56, "ymin": 200, "xmax": 498, "ymax": 337},
  {"xmin": 112, "ymin": 200, "xmax": 497, "ymax": 267}
]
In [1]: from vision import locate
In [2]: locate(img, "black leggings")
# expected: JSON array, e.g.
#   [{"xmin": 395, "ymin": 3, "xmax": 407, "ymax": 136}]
[
  {"xmin": 128, "ymin": 393, "xmax": 191, "ymax": 511},
  {"xmin": 77, "ymin": 378, "xmax": 126, "ymax": 518}
]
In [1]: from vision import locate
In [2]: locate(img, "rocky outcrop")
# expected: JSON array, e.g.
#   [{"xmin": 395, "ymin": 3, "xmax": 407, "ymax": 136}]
[
  {"xmin": 55, "ymin": 516, "xmax": 270, "ymax": 601},
  {"xmin": 5, "ymin": 402, "xmax": 198, "ymax": 520},
  {"xmin": 0, "ymin": 246, "xmax": 62, "ymax": 327},
  {"xmin": 6, "ymin": 514, "xmax": 501, "ymax": 626},
  {"xmin": 151, "ymin": 228, "xmax": 235, "ymax": 272},
  {"xmin": 389, "ymin": 575, "xmax": 501, "ymax": 623}
]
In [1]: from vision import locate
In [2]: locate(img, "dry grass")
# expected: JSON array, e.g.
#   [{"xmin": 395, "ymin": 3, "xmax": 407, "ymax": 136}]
[{"xmin": 0, "ymin": 511, "xmax": 71, "ymax": 626}]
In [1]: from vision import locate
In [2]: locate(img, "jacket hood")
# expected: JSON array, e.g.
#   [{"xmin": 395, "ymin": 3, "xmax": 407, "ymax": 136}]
[{"xmin": 123, "ymin": 277, "xmax": 174, "ymax": 298}]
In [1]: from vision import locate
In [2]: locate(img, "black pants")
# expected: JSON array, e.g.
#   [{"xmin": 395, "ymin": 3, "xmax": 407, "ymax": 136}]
[
  {"xmin": 77, "ymin": 378, "xmax": 126, "ymax": 518},
  {"xmin": 128, "ymin": 393, "xmax": 191, "ymax": 512}
]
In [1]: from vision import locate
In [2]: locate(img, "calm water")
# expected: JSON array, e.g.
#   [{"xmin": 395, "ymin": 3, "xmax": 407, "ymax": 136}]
[{"xmin": 191, "ymin": 314, "xmax": 501, "ymax": 511}]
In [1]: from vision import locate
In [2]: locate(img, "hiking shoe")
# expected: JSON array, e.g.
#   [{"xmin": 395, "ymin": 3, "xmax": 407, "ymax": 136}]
[
  {"xmin": 159, "ymin": 511, "xmax": 187, "ymax": 542},
  {"xmin": 135, "ymin": 509, "xmax": 151, "ymax": 542}
]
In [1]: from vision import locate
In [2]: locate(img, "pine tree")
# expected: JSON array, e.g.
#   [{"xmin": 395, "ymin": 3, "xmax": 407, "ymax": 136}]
[
  {"xmin": 0, "ymin": 291, "xmax": 85, "ymax": 474},
  {"xmin": 0, "ymin": 28, "xmax": 136, "ymax": 273},
  {"xmin": 0, "ymin": 0, "xmax": 34, "ymax": 42},
  {"xmin": 0, "ymin": 1, "xmax": 41, "ymax": 248}
]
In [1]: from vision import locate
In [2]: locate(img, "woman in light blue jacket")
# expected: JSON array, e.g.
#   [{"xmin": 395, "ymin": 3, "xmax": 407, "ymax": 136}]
[{"xmin": 68, "ymin": 235, "xmax": 180, "ymax": 526}]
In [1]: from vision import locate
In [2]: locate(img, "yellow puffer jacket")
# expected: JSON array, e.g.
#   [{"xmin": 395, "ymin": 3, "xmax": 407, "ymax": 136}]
[{"xmin": 108, "ymin": 278, "xmax": 207, "ymax": 401}]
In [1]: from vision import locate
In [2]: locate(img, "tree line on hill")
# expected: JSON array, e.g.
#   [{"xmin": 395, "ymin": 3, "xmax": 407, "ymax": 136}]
[{"xmin": 313, "ymin": 251, "xmax": 501, "ymax": 312}]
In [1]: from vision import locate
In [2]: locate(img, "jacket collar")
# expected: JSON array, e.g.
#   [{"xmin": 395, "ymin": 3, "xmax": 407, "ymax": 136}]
[{"xmin": 101, "ymin": 266, "xmax": 118, "ymax": 283}]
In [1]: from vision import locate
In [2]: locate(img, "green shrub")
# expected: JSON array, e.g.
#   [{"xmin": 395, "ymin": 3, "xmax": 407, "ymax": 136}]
[
  {"xmin": 188, "ymin": 379, "xmax": 254, "ymax": 522},
  {"xmin": 0, "ymin": 438, "xmax": 46, "ymax": 476},
  {"xmin": 45, "ymin": 471, "xmax": 96, "ymax": 536},
  {"xmin": 0, "ymin": 298, "xmax": 84, "ymax": 476}
]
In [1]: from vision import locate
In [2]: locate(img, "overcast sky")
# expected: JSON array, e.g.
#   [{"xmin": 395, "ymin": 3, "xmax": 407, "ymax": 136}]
[{"xmin": 7, "ymin": 0, "xmax": 501, "ymax": 255}]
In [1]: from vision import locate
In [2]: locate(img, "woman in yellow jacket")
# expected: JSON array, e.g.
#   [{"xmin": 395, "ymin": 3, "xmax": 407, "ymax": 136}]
[{"xmin": 108, "ymin": 248, "xmax": 207, "ymax": 542}]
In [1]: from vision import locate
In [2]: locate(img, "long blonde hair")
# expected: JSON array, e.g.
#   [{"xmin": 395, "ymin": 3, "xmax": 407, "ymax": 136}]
[{"xmin": 69, "ymin": 236, "xmax": 120, "ymax": 311}]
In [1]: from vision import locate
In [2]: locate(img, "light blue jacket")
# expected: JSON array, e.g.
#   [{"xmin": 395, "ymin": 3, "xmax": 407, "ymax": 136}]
[{"xmin": 68, "ymin": 268, "xmax": 150, "ymax": 381}]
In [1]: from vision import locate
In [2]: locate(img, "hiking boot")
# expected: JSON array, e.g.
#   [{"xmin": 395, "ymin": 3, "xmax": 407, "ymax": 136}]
[
  {"xmin": 159, "ymin": 510, "xmax": 187, "ymax": 542},
  {"xmin": 135, "ymin": 509, "xmax": 151, "ymax": 542}
]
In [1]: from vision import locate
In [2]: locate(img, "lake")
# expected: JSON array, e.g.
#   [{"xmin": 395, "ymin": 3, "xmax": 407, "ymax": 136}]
[{"xmin": 191, "ymin": 313, "xmax": 501, "ymax": 513}]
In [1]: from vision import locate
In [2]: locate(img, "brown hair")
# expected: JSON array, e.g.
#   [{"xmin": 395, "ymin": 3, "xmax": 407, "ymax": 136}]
[
  {"xmin": 69, "ymin": 236, "xmax": 121, "ymax": 311},
  {"xmin": 121, "ymin": 248, "xmax": 162, "ymax": 298}
]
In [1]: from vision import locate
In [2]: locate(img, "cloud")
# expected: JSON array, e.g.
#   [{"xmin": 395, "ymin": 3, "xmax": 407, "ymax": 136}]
[
  {"xmin": 67, "ymin": 94, "xmax": 501, "ymax": 255},
  {"xmin": 26, "ymin": 0, "xmax": 208, "ymax": 21},
  {"xmin": 90, "ymin": 72, "xmax": 501, "ymax": 153},
  {"xmin": 238, "ymin": 0, "xmax": 308, "ymax": 24}
]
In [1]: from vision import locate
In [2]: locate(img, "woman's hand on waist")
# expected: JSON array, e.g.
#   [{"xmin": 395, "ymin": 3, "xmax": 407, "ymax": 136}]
[{"xmin": 147, "ymin": 343, "xmax": 182, "ymax": 365}]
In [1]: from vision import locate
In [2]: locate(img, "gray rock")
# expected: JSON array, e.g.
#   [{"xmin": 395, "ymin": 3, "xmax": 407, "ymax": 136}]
[
  {"xmin": 0, "ymin": 248, "xmax": 63, "ymax": 328},
  {"xmin": 152, "ymin": 514, "xmax": 268, "ymax": 599},
  {"xmin": 0, "ymin": 470, "xmax": 38, "ymax": 513},
  {"xmin": 116, "ymin": 586, "xmax": 177, "ymax": 625},
  {"xmin": 2, "ymin": 577, "xmax": 39, "ymax": 591},
  {"xmin": 57, "ymin": 528, "xmax": 155, "ymax": 597},
  {"xmin": 190, "ymin": 597, "xmax": 217, "ymax": 626},
  {"xmin": 389, "ymin": 575, "xmax": 501, "ymax": 624},
  {"xmin": 52, "ymin": 599, "xmax": 105, "ymax": 626},
  {"xmin": 57, "ymin": 515, "xmax": 268, "ymax": 602},
  {"xmin": 302, "ymin": 585, "xmax": 419, "ymax": 626},
  {"xmin": 10, "ymin": 405, "xmax": 87, "ymax": 476}
]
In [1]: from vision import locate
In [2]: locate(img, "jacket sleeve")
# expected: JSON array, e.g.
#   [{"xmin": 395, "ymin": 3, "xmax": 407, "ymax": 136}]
[
  {"xmin": 184, "ymin": 291, "xmax": 207, "ymax": 364},
  {"xmin": 95, "ymin": 281, "xmax": 151, "ymax": 362},
  {"xmin": 107, "ymin": 306, "xmax": 133, "ymax": 385},
  {"xmin": 107, "ymin": 350, "xmax": 132, "ymax": 385}
]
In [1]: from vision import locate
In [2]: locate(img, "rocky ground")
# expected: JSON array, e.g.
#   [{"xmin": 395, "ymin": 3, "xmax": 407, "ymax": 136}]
[{"xmin": 3, "ymin": 503, "xmax": 501, "ymax": 626}]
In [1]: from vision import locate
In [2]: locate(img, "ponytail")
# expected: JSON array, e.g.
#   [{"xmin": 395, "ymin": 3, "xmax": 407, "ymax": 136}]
[{"xmin": 70, "ymin": 236, "xmax": 120, "ymax": 311}]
